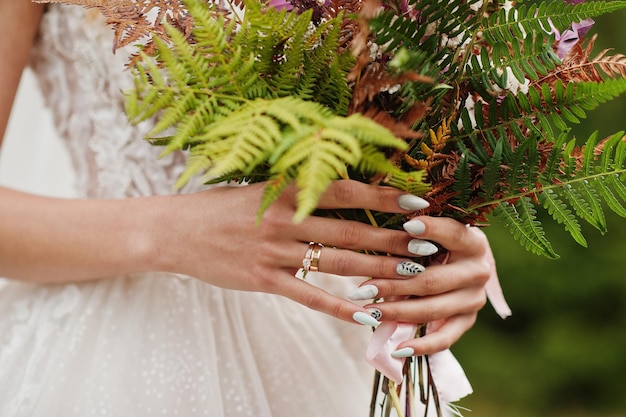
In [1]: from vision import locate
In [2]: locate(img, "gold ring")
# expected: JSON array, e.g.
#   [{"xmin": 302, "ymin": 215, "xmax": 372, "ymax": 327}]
[
  {"xmin": 302, "ymin": 242, "xmax": 324, "ymax": 279},
  {"xmin": 309, "ymin": 243, "xmax": 323, "ymax": 272}
]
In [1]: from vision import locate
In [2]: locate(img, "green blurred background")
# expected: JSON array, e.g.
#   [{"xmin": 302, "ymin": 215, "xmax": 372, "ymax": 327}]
[{"xmin": 451, "ymin": 8, "xmax": 626, "ymax": 417}]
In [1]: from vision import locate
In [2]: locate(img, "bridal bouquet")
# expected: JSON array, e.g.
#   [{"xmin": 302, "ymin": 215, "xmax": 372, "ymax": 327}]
[{"xmin": 36, "ymin": 0, "xmax": 626, "ymax": 415}]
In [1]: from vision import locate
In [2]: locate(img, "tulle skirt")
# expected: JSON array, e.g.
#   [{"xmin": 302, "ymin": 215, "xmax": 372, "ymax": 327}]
[{"xmin": 0, "ymin": 272, "xmax": 373, "ymax": 417}]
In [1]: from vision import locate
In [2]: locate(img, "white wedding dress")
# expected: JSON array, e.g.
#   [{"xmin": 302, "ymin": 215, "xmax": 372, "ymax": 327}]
[{"xmin": 0, "ymin": 5, "xmax": 374, "ymax": 416}]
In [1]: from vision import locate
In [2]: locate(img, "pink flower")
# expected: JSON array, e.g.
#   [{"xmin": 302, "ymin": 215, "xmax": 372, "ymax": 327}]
[
  {"xmin": 552, "ymin": 0, "xmax": 595, "ymax": 58},
  {"xmin": 268, "ymin": 0, "xmax": 294, "ymax": 11},
  {"xmin": 553, "ymin": 18, "xmax": 594, "ymax": 58}
]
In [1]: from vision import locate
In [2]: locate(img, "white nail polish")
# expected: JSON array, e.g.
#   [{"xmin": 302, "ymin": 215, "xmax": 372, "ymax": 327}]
[
  {"xmin": 398, "ymin": 195, "xmax": 430, "ymax": 211},
  {"xmin": 391, "ymin": 347, "xmax": 415, "ymax": 358},
  {"xmin": 408, "ymin": 239, "xmax": 438, "ymax": 256},
  {"xmin": 396, "ymin": 261, "xmax": 425, "ymax": 276},
  {"xmin": 353, "ymin": 311, "xmax": 381, "ymax": 327},
  {"xmin": 347, "ymin": 284, "xmax": 378, "ymax": 301},
  {"xmin": 403, "ymin": 219, "xmax": 426, "ymax": 235}
]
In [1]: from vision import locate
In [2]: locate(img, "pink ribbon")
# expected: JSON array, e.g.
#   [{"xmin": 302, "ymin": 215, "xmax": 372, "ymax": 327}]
[{"xmin": 365, "ymin": 227, "xmax": 511, "ymax": 403}]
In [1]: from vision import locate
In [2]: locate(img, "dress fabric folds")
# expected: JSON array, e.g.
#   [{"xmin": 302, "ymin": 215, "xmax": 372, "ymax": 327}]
[{"xmin": 0, "ymin": 5, "xmax": 372, "ymax": 416}]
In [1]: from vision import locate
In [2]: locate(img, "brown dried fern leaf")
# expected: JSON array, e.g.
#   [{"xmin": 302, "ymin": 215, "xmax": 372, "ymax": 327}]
[
  {"xmin": 34, "ymin": 0, "xmax": 193, "ymax": 61},
  {"xmin": 590, "ymin": 48, "xmax": 626, "ymax": 79},
  {"xmin": 540, "ymin": 35, "xmax": 626, "ymax": 86},
  {"xmin": 326, "ymin": 0, "xmax": 362, "ymax": 52}
]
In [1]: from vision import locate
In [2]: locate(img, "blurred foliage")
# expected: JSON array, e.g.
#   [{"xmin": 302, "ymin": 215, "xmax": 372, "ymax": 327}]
[{"xmin": 451, "ymin": 9, "xmax": 626, "ymax": 417}]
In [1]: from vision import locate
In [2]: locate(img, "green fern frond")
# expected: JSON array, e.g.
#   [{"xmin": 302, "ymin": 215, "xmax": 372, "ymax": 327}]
[
  {"xmin": 594, "ymin": 177, "xmax": 626, "ymax": 217},
  {"xmin": 258, "ymin": 171, "xmax": 293, "ymax": 223},
  {"xmin": 541, "ymin": 132, "xmax": 569, "ymax": 183},
  {"xmin": 464, "ymin": 34, "xmax": 560, "ymax": 92},
  {"xmin": 467, "ymin": 130, "xmax": 626, "ymax": 256},
  {"xmin": 505, "ymin": 137, "xmax": 539, "ymax": 195},
  {"xmin": 539, "ymin": 189, "xmax": 587, "ymax": 247},
  {"xmin": 482, "ymin": 1, "xmax": 626, "ymax": 45},
  {"xmin": 357, "ymin": 144, "xmax": 430, "ymax": 195},
  {"xmin": 168, "ymin": 95, "xmax": 413, "ymax": 222},
  {"xmin": 494, "ymin": 198, "xmax": 559, "ymax": 259},
  {"xmin": 564, "ymin": 182, "xmax": 607, "ymax": 232},
  {"xmin": 385, "ymin": 169, "xmax": 431, "ymax": 196},
  {"xmin": 269, "ymin": 110, "xmax": 410, "ymax": 222},
  {"xmin": 481, "ymin": 139, "xmax": 504, "ymax": 198},
  {"xmin": 451, "ymin": 151, "xmax": 472, "ymax": 209},
  {"xmin": 454, "ymin": 79, "xmax": 626, "ymax": 153},
  {"xmin": 375, "ymin": 0, "xmax": 482, "ymax": 60}
]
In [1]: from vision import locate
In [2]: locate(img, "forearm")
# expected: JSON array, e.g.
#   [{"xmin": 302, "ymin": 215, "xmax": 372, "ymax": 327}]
[{"xmin": 0, "ymin": 186, "xmax": 163, "ymax": 282}]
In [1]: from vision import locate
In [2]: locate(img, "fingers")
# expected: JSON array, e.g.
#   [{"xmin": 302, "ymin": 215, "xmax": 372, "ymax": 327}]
[
  {"xmin": 269, "ymin": 270, "xmax": 378, "ymax": 326},
  {"xmin": 363, "ymin": 287, "xmax": 487, "ymax": 324},
  {"xmin": 360, "ymin": 258, "xmax": 491, "ymax": 298},
  {"xmin": 311, "ymin": 246, "xmax": 427, "ymax": 279},
  {"xmin": 297, "ymin": 215, "xmax": 416, "ymax": 256},
  {"xmin": 392, "ymin": 314, "xmax": 478, "ymax": 357},
  {"xmin": 403, "ymin": 215, "xmax": 490, "ymax": 258},
  {"xmin": 272, "ymin": 239, "xmax": 426, "ymax": 279},
  {"xmin": 316, "ymin": 180, "xmax": 429, "ymax": 214}
]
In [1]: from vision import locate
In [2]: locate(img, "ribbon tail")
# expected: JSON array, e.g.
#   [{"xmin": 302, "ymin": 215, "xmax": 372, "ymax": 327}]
[
  {"xmin": 365, "ymin": 322, "xmax": 474, "ymax": 405},
  {"xmin": 481, "ymin": 233, "xmax": 512, "ymax": 319},
  {"xmin": 365, "ymin": 321, "xmax": 418, "ymax": 384},
  {"xmin": 428, "ymin": 349, "xmax": 473, "ymax": 404}
]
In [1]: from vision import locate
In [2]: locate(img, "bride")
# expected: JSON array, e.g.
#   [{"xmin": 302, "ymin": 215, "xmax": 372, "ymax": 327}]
[{"xmin": 0, "ymin": 2, "xmax": 497, "ymax": 416}]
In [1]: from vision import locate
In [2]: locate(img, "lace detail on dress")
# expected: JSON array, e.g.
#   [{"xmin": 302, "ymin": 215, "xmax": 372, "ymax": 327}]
[{"xmin": 31, "ymin": 5, "xmax": 198, "ymax": 199}]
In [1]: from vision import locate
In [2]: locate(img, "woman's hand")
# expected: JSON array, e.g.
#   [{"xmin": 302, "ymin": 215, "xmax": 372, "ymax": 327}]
[
  {"xmin": 154, "ymin": 180, "xmax": 432, "ymax": 326},
  {"xmin": 348, "ymin": 216, "xmax": 493, "ymax": 356}
]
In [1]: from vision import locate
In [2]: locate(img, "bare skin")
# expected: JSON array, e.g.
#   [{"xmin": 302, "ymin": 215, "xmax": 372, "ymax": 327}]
[{"xmin": 0, "ymin": 1, "xmax": 491, "ymax": 356}]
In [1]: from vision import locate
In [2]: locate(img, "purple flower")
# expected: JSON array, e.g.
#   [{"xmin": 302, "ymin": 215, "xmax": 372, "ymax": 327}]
[
  {"xmin": 268, "ymin": 0, "xmax": 294, "ymax": 11},
  {"xmin": 552, "ymin": 0, "xmax": 595, "ymax": 58}
]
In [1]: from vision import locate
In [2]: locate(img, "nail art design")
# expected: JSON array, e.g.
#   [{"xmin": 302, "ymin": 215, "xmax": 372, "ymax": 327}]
[
  {"xmin": 367, "ymin": 307, "xmax": 383, "ymax": 321},
  {"xmin": 397, "ymin": 195, "xmax": 430, "ymax": 211},
  {"xmin": 391, "ymin": 347, "xmax": 415, "ymax": 358},
  {"xmin": 403, "ymin": 219, "xmax": 426, "ymax": 235},
  {"xmin": 347, "ymin": 284, "xmax": 379, "ymax": 301},
  {"xmin": 396, "ymin": 261, "xmax": 425, "ymax": 276},
  {"xmin": 352, "ymin": 311, "xmax": 381, "ymax": 327},
  {"xmin": 408, "ymin": 239, "xmax": 439, "ymax": 256}
]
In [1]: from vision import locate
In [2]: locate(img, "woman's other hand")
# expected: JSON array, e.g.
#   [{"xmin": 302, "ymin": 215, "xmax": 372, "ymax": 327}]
[{"xmin": 348, "ymin": 216, "xmax": 493, "ymax": 355}]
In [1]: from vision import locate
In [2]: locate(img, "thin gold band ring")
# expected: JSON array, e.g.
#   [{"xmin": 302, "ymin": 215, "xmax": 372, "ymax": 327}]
[{"xmin": 302, "ymin": 242, "xmax": 324, "ymax": 279}]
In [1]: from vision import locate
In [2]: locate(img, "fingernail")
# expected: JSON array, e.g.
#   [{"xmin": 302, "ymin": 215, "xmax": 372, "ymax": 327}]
[
  {"xmin": 391, "ymin": 347, "xmax": 415, "ymax": 358},
  {"xmin": 396, "ymin": 261, "xmax": 425, "ymax": 276},
  {"xmin": 353, "ymin": 311, "xmax": 381, "ymax": 327},
  {"xmin": 367, "ymin": 307, "xmax": 382, "ymax": 321},
  {"xmin": 398, "ymin": 195, "xmax": 429, "ymax": 211},
  {"xmin": 403, "ymin": 219, "xmax": 426, "ymax": 235},
  {"xmin": 408, "ymin": 239, "xmax": 438, "ymax": 256},
  {"xmin": 347, "ymin": 284, "xmax": 378, "ymax": 301}
]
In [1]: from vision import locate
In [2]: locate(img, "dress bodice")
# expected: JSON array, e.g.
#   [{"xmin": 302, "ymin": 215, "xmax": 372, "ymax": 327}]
[{"xmin": 31, "ymin": 5, "xmax": 197, "ymax": 199}]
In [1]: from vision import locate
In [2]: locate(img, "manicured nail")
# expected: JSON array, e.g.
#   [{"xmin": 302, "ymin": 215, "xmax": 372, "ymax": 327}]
[
  {"xmin": 367, "ymin": 307, "xmax": 382, "ymax": 321},
  {"xmin": 396, "ymin": 261, "xmax": 425, "ymax": 276},
  {"xmin": 347, "ymin": 284, "xmax": 378, "ymax": 301},
  {"xmin": 391, "ymin": 347, "xmax": 415, "ymax": 358},
  {"xmin": 408, "ymin": 239, "xmax": 438, "ymax": 256},
  {"xmin": 353, "ymin": 311, "xmax": 381, "ymax": 327},
  {"xmin": 403, "ymin": 219, "xmax": 426, "ymax": 235},
  {"xmin": 398, "ymin": 195, "xmax": 430, "ymax": 211}
]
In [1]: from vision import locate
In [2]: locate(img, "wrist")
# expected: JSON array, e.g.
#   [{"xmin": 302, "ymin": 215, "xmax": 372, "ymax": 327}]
[
  {"xmin": 134, "ymin": 194, "xmax": 186, "ymax": 275},
  {"xmin": 123, "ymin": 195, "xmax": 167, "ymax": 274}
]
